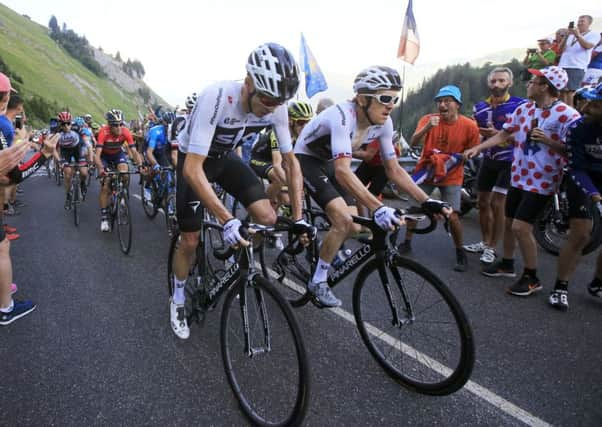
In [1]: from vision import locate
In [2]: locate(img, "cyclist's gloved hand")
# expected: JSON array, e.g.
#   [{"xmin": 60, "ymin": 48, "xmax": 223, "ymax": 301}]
[
  {"xmin": 293, "ymin": 219, "xmax": 317, "ymax": 241},
  {"xmin": 152, "ymin": 164, "xmax": 160, "ymax": 171},
  {"xmin": 421, "ymin": 198, "xmax": 451, "ymax": 215},
  {"xmin": 223, "ymin": 218, "xmax": 245, "ymax": 247},
  {"xmin": 373, "ymin": 205, "xmax": 400, "ymax": 230}
]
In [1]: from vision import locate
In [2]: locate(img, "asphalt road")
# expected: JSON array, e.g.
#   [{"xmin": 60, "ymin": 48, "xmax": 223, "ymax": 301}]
[{"xmin": 1, "ymin": 168, "xmax": 601, "ymax": 426}]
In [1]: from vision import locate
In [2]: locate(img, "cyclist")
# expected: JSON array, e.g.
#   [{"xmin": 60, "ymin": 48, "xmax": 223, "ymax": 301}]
[
  {"xmin": 250, "ymin": 100, "xmax": 313, "ymax": 209},
  {"xmin": 170, "ymin": 93, "xmax": 196, "ymax": 167},
  {"xmin": 72, "ymin": 116, "xmax": 94, "ymax": 176},
  {"xmin": 294, "ymin": 66, "xmax": 451, "ymax": 307},
  {"xmin": 143, "ymin": 110, "xmax": 175, "ymax": 201},
  {"xmin": 56, "ymin": 112, "xmax": 89, "ymax": 209},
  {"xmin": 171, "ymin": 43, "xmax": 310, "ymax": 339},
  {"xmin": 549, "ymin": 83, "xmax": 602, "ymax": 310},
  {"xmin": 95, "ymin": 109, "xmax": 144, "ymax": 232}
]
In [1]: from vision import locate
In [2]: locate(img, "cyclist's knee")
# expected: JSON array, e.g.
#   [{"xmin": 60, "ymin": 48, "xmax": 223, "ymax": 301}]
[
  {"xmin": 253, "ymin": 208, "xmax": 277, "ymax": 225},
  {"xmin": 330, "ymin": 212, "xmax": 353, "ymax": 234},
  {"xmin": 179, "ymin": 232, "xmax": 200, "ymax": 253}
]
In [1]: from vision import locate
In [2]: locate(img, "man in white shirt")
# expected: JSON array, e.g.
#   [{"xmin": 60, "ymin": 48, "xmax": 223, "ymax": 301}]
[{"xmin": 558, "ymin": 15, "xmax": 601, "ymax": 106}]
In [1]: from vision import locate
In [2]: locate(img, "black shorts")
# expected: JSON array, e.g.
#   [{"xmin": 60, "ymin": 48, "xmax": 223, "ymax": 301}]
[
  {"xmin": 60, "ymin": 145, "xmax": 86, "ymax": 166},
  {"xmin": 176, "ymin": 151, "xmax": 266, "ymax": 232},
  {"xmin": 477, "ymin": 158, "xmax": 511, "ymax": 193},
  {"xmin": 249, "ymin": 158, "xmax": 273, "ymax": 180},
  {"xmin": 566, "ymin": 175, "xmax": 601, "ymax": 219},
  {"xmin": 505, "ymin": 187, "xmax": 552, "ymax": 224},
  {"xmin": 355, "ymin": 162, "xmax": 388, "ymax": 196},
  {"xmin": 297, "ymin": 154, "xmax": 355, "ymax": 209}
]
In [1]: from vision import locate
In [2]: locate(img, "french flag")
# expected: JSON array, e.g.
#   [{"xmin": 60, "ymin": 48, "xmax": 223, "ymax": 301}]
[{"xmin": 397, "ymin": 0, "xmax": 420, "ymax": 64}]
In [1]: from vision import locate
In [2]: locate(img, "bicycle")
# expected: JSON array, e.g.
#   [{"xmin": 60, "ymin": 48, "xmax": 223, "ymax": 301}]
[
  {"xmin": 167, "ymin": 215, "xmax": 310, "ymax": 426},
  {"xmin": 140, "ymin": 166, "xmax": 178, "ymax": 237},
  {"xmin": 65, "ymin": 162, "xmax": 87, "ymax": 227},
  {"xmin": 102, "ymin": 170, "xmax": 136, "ymax": 254},
  {"xmin": 54, "ymin": 159, "xmax": 63, "ymax": 186},
  {"xmin": 271, "ymin": 210, "xmax": 475, "ymax": 396}
]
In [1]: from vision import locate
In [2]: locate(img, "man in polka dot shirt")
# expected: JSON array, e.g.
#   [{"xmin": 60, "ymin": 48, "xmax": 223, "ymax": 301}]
[{"xmin": 465, "ymin": 66, "xmax": 580, "ymax": 297}]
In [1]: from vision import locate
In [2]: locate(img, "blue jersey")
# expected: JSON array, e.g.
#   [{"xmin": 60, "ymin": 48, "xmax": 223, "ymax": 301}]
[
  {"xmin": 147, "ymin": 124, "xmax": 168, "ymax": 152},
  {"xmin": 567, "ymin": 117, "xmax": 602, "ymax": 198},
  {"xmin": 473, "ymin": 95, "xmax": 526, "ymax": 162},
  {"xmin": 0, "ymin": 115, "xmax": 14, "ymax": 148}
]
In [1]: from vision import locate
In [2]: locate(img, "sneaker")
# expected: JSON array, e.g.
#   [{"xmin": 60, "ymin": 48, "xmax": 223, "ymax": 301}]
[
  {"xmin": 482, "ymin": 259, "xmax": 516, "ymax": 278},
  {"xmin": 548, "ymin": 289, "xmax": 569, "ymax": 311},
  {"xmin": 100, "ymin": 219, "xmax": 110, "ymax": 232},
  {"xmin": 10, "ymin": 283, "xmax": 17, "ymax": 295},
  {"xmin": 507, "ymin": 275, "xmax": 542, "ymax": 296},
  {"xmin": 4, "ymin": 205, "xmax": 19, "ymax": 216},
  {"xmin": 587, "ymin": 280, "xmax": 602, "ymax": 298},
  {"xmin": 398, "ymin": 240, "xmax": 412, "ymax": 255},
  {"xmin": 6, "ymin": 233, "xmax": 20, "ymax": 241},
  {"xmin": 307, "ymin": 281, "xmax": 342, "ymax": 308},
  {"xmin": 480, "ymin": 247, "xmax": 496, "ymax": 265},
  {"xmin": 0, "ymin": 300, "xmax": 37, "ymax": 325},
  {"xmin": 463, "ymin": 241, "xmax": 487, "ymax": 253},
  {"xmin": 453, "ymin": 248, "xmax": 468, "ymax": 272},
  {"xmin": 170, "ymin": 297, "xmax": 190, "ymax": 339},
  {"xmin": 3, "ymin": 224, "xmax": 17, "ymax": 233}
]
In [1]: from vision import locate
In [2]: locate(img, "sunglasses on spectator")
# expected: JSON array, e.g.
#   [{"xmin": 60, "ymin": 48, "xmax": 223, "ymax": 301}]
[
  {"xmin": 257, "ymin": 93, "xmax": 285, "ymax": 108},
  {"xmin": 364, "ymin": 94, "xmax": 400, "ymax": 105}
]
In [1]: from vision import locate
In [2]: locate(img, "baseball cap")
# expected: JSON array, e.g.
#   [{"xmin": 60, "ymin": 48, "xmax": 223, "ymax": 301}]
[
  {"xmin": 537, "ymin": 36, "xmax": 554, "ymax": 43},
  {"xmin": 434, "ymin": 85, "xmax": 462, "ymax": 105},
  {"xmin": 0, "ymin": 72, "xmax": 17, "ymax": 93},
  {"xmin": 528, "ymin": 66, "xmax": 568, "ymax": 90}
]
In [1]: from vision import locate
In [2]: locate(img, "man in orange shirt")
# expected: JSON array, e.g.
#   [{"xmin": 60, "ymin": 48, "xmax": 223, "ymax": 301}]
[{"xmin": 401, "ymin": 85, "xmax": 480, "ymax": 271}]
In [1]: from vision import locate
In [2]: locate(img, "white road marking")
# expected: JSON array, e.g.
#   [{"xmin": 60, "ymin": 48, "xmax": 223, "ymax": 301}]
[{"xmin": 264, "ymin": 266, "xmax": 552, "ymax": 427}]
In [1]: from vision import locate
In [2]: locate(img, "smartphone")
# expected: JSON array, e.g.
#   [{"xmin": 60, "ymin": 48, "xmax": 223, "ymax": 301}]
[
  {"xmin": 568, "ymin": 21, "xmax": 575, "ymax": 29},
  {"xmin": 14, "ymin": 115, "xmax": 23, "ymax": 129}
]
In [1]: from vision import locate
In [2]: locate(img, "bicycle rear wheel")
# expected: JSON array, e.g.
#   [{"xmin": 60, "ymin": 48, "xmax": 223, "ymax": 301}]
[
  {"xmin": 164, "ymin": 193, "xmax": 178, "ymax": 238},
  {"xmin": 72, "ymin": 177, "xmax": 80, "ymax": 227},
  {"xmin": 140, "ymin": 177, "xmax": 159, "ymax": 219},
  {"xmin": 353, "ymin": 256, "xmax": 474, "ymax": 395},
  {"xmin": 116, "ymin": 194, "xmax": 132, "ymax": 254},
  {"xmin": 221, "ymin": 276, "xmax": 309, "ymax": 427}
]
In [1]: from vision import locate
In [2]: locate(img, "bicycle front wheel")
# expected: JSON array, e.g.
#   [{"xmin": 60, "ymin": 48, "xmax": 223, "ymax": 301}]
[
  {"xmin": 72, "ymin": 178, "xmax": 80, "ymax": 227},
  {"xmin": 221, "ymin": 276, "xmax": 310, "ymax": 427},
  {"xmin": 140, "ymin": 178, "xmax": 158, "ymax": 219},
  {"xmin": 116, "ymin": 194, "xmax": 132, "ymax": 254},
  {"xmin": 164, "ymin": 193, "xmax": 178, "ymax": 238},
  {"xmin": 352, "ymin": 256, "xmax": 474, "ymax": 395}
]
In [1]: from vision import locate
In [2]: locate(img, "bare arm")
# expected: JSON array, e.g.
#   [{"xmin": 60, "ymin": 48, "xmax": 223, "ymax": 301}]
[
  {"xmin": 464, "ymin": 130, "xmax": 512, "ymax": 158},
  {"xmin": 281, "ymin": 152, "xmax": 303, "ymax": 221},
  {"xmin": 270, "ymin": 150, "xmax": 286, "ymax": 185}
]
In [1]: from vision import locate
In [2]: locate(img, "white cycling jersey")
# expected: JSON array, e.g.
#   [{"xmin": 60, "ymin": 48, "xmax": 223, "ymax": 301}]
[
  {"xmin": 177, "ymin": 81, "xmax": 292, "ymax": 157},
  {"xmin": 294, "ymin": 101, "xmax": 397, "ymax": 162}
]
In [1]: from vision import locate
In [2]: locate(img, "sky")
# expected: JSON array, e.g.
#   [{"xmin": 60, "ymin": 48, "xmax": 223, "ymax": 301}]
[{"xmin": 2, "ymin": 0, "xmax": 602, "ymax": 106}]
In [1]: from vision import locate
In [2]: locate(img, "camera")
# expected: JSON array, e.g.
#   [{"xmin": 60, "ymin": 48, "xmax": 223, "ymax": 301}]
[
  {"xmin": 527, "ymin": 48, "xmax": 537, "ymax": 54},
  {"xmin": 14, "ymin": 115, "xmax": 23, "ymax": 130},
  {"xmin": 568, "ymin": 21, "xmax": 574, "ymax": 29}
]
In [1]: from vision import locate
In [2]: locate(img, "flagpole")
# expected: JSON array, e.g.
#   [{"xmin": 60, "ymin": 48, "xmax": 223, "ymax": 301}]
[{"xmin": 397, "ymin": 63, "xmax": 406, "ymax": 133}]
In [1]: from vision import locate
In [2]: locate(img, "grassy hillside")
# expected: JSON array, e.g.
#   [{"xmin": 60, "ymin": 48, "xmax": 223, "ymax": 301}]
[{"xmin": 0, "ymin": 3, "xmax": 166, "ymax": 127}]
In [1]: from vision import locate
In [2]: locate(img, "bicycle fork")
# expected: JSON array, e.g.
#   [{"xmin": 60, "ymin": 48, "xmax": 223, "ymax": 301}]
[{"xmin": 378, "ymin": 257, "xmax": 414, "ymax": 327}]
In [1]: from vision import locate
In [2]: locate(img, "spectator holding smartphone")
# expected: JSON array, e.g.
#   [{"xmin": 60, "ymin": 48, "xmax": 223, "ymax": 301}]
[
  {"xmin": 558, "ymin": 15, "xmax": 601, "ymax": 106},
  {"xmin": 523, "ymin": 37, "xmax": 556, "ymax": 70}
]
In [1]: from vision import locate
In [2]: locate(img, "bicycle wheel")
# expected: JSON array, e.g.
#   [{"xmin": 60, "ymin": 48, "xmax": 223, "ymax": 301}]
[
  {"xmin": 221, "ymin": 276, "xmax": 310, "ymax": 427},
  {"xmin": 352, "ymin": 256, "xmax": 474, "ymax": 395},
  {"xmin": 164, "ymin": 193, "xmax": 178, "ymax": 238},
  {"xmin": 116, "ymin": 194, "xmax": 132, "ymax": 254},
  {"xmin": 72, "ymin": 176, "xmax": 80, "ymax": 227},
  {"xmin": 55, "ymin": 166, "xmax": 62, "ymax": 186},
  {"xmin": 140, "ymin": 177, "xmax": 159, "ymax": 219}
]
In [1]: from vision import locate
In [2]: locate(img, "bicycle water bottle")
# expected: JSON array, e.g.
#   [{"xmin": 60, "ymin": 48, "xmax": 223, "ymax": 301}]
[{"xmin": 332, "ymin": 248, "xmax": 352, "ymax": 268}]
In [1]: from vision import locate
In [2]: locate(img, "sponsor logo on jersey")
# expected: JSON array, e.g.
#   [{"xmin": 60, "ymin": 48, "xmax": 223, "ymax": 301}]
[
  {"xmin": 210, "ymin": 88, "xmax": 223, "ymax": 126},
  {"xmin": 336, "ymin": 105, "xmax": 346, "ymax": 126},
  {"xmin": 188, "ymin": 201, "xmax": 201, "ymax": 214}
]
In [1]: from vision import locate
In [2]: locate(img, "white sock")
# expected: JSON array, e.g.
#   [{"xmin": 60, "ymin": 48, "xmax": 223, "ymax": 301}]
[
  {"xmin": 173, "ymin": 277, "xmax": 186, "ymax": 305},
  {"xmin": 311, "ymin": 259, "xmax": 331, "ymax": 284},
  {"xmin": 0, "ymin": 299, "xmax": 14, "ymax": 313}
]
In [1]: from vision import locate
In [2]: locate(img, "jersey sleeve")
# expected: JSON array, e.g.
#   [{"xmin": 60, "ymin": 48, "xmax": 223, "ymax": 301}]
[
  {"xmin": 96, "ymin": 129, "xmax": 106, "ymax": 147},
  {"xmin": 123, "ymin": 128, "xmax": 135, "ymax": 147},
  {"xmin": 376, "ymin": 118, "xmax": 398, "ymax": 161},
  {"xmin": 269, "ymin": 130, "xmax": 279, "ymax": 151},
  {"xmin": 183, "ymin": 85, "xmax": 228, "ymax": 156},
  {"xmin": 271, "ymin": 106, "xmax": 292, "ymax": 154},
  {"xmin": 147, "ymin": 128, "xmax": 158, "ymax": 150},
  {"xmin": 567, "ymin": 121, "xmax": 599, "ymax": 197}
]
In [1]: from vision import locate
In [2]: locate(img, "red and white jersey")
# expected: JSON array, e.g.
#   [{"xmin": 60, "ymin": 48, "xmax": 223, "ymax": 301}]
[{"xmin": 503, "ymin": 100, "xmax": 580, "ymax": 195}]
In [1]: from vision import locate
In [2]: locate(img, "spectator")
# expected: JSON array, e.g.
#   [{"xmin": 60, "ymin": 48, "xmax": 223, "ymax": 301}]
[
  {"xmin": 552, "ymin": 29, "xmax": 569, "ymax": 63},
  {"xmin": 549, "ymin": 83, "xmax": 602, "ymax": 310},
  {"xmin": 315, "ymin": 97, "xmax": 334, "ymax": 114},
  {"xmin": 401, "ymin": 85, "xmax": 480, "ymax": 272},
  {"xmin": 465, "ymin": 66, "xmax": 580, "ymax": 297},
  {"xmin": 558, "ymin": 15, "xmax": 601, "ymax": 106},
  {"xmin": 523, "ymin": 37, "xmax": 556, "ymax": 70},
  {"xmin": 464, "ymin": 67, "xmax": 527, "ymax": 264},
  {"xmin": 3, "ymin": 94, "xmax": 26, "ymax": 217},
  {"xmin": 582, "ymin": 34, "xmax": 602, "ymax": 86}
]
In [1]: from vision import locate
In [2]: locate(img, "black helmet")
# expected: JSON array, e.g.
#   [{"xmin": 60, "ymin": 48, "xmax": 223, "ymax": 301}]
[
  {"xmin": 105, "ymin": 109, "xmax": 123, "ymax": 125},
  {"xmin": 246, "ymin": 43, "xmax": 300, "ymax": 102}
]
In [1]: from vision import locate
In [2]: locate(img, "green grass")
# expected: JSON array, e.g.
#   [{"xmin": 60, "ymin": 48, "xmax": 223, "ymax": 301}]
[{"xmin": 0, "ymin": 3, "xmax": 161, "ymax": 127}]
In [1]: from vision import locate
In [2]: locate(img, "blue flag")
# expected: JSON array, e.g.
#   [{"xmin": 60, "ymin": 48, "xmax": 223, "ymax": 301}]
[{"xmin": 299, "ymin": 33, "xmax": 328, "ymax": 98}]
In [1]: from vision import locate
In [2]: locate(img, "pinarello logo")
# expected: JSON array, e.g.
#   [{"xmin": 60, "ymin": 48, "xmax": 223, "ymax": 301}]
[{"xmin": 227, "ymin": 96, "xmax": 233, "ymax": 104}]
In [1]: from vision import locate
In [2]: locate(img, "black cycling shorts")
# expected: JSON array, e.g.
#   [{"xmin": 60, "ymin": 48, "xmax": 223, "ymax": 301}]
[
  {"xmin": 60, "ymin": 145, "xmax": 86, "ymax": 166},
  {"xmin": 477, "ymin": 158, "xmax": 511, "ymax": 193},
  {"xmin": 176, "ymin": 151, "xmax": 266, "ymax": 232},
  {"xmin": 297, "ymin": 154, "xmax": 355, "ymax": 209},
  {"xmin": 505, "ymin": 186, "xmax": 552, "ymax": 224},
  {"xmin": 566, "ymin": 175, "xmax": 601, "ymax": 219},
  {"xmin": 355, "ymin": 162, "xmax": 388, "ymax": 196},
  {"xmin": 249, "ymin": 158, "xmax": 274, "ymax": 181}
]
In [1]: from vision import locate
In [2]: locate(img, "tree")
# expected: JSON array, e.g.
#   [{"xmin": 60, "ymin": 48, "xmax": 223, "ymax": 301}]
[
  {"xmin": 115, "ymin": 51, "xmax": 122, "ymax": 62},
  {"xmin": 48, "ymin": 15, "xmax": 59, "ymax": 33}
]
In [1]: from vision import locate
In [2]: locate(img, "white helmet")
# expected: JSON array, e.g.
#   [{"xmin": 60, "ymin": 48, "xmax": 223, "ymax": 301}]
[
  {"xmin": 353, "ymin": 66, "xmax": 402, "ymax": 93},
  {"xmin": 246, "ymin": 43, "xmax": 300, "ymax": 101}
]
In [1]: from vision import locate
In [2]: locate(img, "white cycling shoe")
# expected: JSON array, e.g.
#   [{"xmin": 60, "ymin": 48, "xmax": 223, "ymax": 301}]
[
  {"xmin": 100, "ymin": 219, "xmax": 110, "ymax": 232},
  {"xmin": 170, "ymin": 298, "xmax": 190, "ymax": 340}
]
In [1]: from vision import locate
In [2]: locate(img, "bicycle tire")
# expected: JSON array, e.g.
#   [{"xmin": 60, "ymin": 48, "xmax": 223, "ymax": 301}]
[
  {"xmin": 140, "ymin": 178, "xmax": 159, "ymax": 219},
  {"xmin": 534, "ymin": 199, "xmax": 602, "ymax": 256},
  {"xmin": 221, "ymin": 276, "xmax": 310, "ymax": 427},
  {"xmin": 72, "ymin": 176, "xmax": 80, "ymax": 227},
  {"xmin": 352, "ymin": 256, "xmax": 474, "ymax": 395},
  {"xmin": 116, "ymin": 194, "xmax": 132, "ymax": 254},
  {"xmin": 164, "ymin": 193, "xmax": 178, "ymax": 238}
]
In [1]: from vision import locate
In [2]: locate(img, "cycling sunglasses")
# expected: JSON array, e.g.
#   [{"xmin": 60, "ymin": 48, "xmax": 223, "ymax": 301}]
[
  {"xmin": 364, "ymin": 94, "xmax": 400, "ymax": 105},
  {"xmin": 257, "ymin": 92, "xmax": 285, "ymax": 108},
  {"xmin": 60, "ymin": 122, "xmax": 71, "ymax": 126}
]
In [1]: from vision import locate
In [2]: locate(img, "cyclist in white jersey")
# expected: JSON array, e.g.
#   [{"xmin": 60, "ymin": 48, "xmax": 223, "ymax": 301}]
[
  {"xmin": 294, "ymin": 66, "xmax": 452, "ymax": 307},
  {"xmin": 171, "ymin": 43, "xmax": 311, "ymax": 339},
  {"xmin": 170, "ymin": 93, "xmax": 196, "ymax": 167}
]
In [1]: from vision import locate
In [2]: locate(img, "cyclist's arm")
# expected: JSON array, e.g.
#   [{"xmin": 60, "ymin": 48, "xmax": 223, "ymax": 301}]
[
  {"xmin": 123, "ymin": 129, "xmax": 142, "ymax": 166},
  {"xmin": 183, "ymin": 153, "xmax": 233, "ymax": 223},
  {"xmin": 270, "ymin": 150, "xmax": 286, "ymax": 185},
  {"xmin": 146, "ymin": 134, "xmax": 158, "ymax": 167},
  {"xmin": 94, "ymin": 132, "xmax": 105, "ymax": 171},
  {"xmin": 410, "ymin": 116, "xmax": 433, "ymax": 146}
]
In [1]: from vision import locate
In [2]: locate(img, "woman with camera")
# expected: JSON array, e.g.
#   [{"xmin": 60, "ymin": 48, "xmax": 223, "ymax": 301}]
[{"xmin": 523, "ymin": 37, "xmax": 557, "ymax": 71}]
